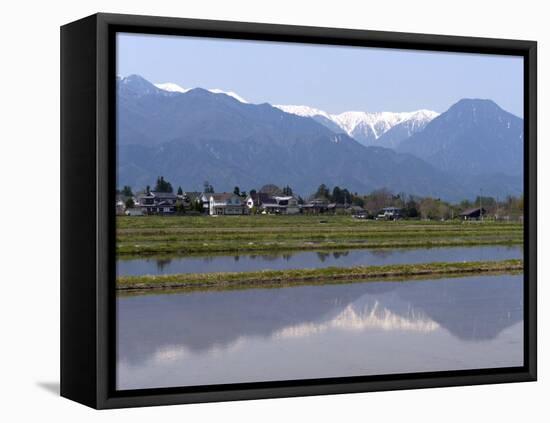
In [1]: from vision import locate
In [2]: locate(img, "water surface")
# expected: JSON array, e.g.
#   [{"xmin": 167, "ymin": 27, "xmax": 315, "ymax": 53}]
[
  {"xmin": 117, "ymin": 274, "xmax": 523, "ymax": 390},
  {"xmin": 117, "ymin": 245, "xmax": 522, "ymax": 276}
]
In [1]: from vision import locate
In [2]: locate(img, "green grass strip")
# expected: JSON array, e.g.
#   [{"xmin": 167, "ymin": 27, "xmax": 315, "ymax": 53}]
[{"xmin": 116, "ymin": 259, "xmax": 523, "ymax": 291}]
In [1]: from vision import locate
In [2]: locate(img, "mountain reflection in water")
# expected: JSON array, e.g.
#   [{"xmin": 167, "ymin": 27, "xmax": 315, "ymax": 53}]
[{"xmin": 117, "ymin": 274, "xmax": 523, "ymax": 390}]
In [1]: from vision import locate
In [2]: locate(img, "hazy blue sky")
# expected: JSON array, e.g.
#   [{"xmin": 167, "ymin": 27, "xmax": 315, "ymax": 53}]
[{"xmin": 117, "ymin": 33, "xmax": 524, "ymax": 117}]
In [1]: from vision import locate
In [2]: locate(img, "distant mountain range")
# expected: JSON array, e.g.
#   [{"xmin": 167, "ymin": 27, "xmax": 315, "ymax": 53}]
[
  {"xmin": 275, "ymin": 105, "xmax": 439, "ymax": 149},
  {"xmin": 116, "ymin": 75, "xmax": 523, "ymax": 201},
  {"xmin": 151, "ymin": 81, "xmax": 439, "ymax": 149}
]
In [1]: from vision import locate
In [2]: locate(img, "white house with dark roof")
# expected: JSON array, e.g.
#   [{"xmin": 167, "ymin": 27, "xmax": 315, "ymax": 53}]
[
  {"xmin": 208, "ymin": 193, "xmax": 247, "ymax": 216},
  {"xmin": 261, "ymin": 196, "xmax": 300, "ymax": 215}
]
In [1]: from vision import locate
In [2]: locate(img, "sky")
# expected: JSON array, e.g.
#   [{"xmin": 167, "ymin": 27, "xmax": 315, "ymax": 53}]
[{"xmin": 117, "ymin": 32, "xmax": 524, "ymax": 117}]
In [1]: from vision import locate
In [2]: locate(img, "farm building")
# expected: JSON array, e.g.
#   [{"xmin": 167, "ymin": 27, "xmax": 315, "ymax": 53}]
[
  {"xmin": 302, "ymin": 199, "xmax": 329, "ymax": 214},
  {"xmin": 459, "ymin": 207, "xmax": 487, "ymax": 220},
  {"xmin": 327, "ymin": 203, "xmax": 347, "ymax": 213}
]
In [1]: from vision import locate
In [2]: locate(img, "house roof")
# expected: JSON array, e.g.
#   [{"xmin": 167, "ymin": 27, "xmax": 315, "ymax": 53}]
[
  {"xmin": 140, "ymin": 201, "xmax": 175, "ymax": 207},
  {"xmin": 184, "ymin": 191, "xmax": 203, "ymax": 201},
  {"xmin": 210, "ymin": 192, "xmax": 243, "ymax": 202},
  {"xmin": 273, "ymin": 196, "xmax": 296, "ymax": 201},
  {"xmin": 305, "ymin": 199, "xmax": 329, "ymax": 207},
  {"xmin": 248, "ymin": 192, "xmax": 273, "ymax": 204},
  {"xmin": 328, "ymin": 203, "xmax": 346, "ymax": 208},
  {"xmin": 459, "ymin": 207, "xmax": 486, "ymax": 216},
  {"xmin": 138, "ymin": 191, "xmax": 177, "ymax": 200},
  {"xmin": 151, "ymin": 191, "xmax": 177, "ymax": 199}
]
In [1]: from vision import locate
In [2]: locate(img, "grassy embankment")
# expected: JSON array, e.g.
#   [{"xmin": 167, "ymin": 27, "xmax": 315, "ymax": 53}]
[
  {"xmin": 116, "ymin": 259, "xmax": 523, "ymax": 291},
  {"xmin": 117, "ymin": 215, "xmax": 523, "ymax": 257}
]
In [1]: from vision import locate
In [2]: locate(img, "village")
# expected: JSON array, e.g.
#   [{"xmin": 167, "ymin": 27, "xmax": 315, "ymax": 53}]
[{"xmin": 116, "ymin": 177, "xmax": 524, "ymax": 222}]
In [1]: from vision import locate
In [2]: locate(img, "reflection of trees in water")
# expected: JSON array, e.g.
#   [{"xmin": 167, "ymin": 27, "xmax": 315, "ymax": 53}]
[
  {"xmin": 316, "ymin": 252, "xmax": 329, "ymax": 262},
  {"xmin": 233, "ymin": 255, "xmax": 240, "ymax": 262},
  {"xmin": 155, "ymin": 258, "xmax": 173, "ymax": 271},
  {"xmin": 201, "ymin": 256, "xmax": 215, "ymax": 264},
  {"xmin": 332, "ymin": 251, "xmax": 349, "ymax": 259},
  {"xmin": 368, "ymin": 249, "xmax": 395, "ymax": 259},
  {"xmin": 317, "ymin": 251, "xmax": 349, "ymax": 262}
]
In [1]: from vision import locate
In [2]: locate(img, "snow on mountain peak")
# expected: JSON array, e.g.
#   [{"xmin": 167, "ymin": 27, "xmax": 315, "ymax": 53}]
[
  {"xmin": 154, "ymin": 82, "xmax": 190, "ymax": 93},
  {"xmin": 208, "ymin": 89, "xmax": 248, "ymax": 104},
  {"xmin": 274, "ymin": 104, "xmax": 332, "ymax": 120},
  {"xmin": 154, "ymin": 82, "xmax": 248, "ymax": 103},
  {"xmin": 275, "ymin": 104, "xmax": 439, "ymax": 147}
]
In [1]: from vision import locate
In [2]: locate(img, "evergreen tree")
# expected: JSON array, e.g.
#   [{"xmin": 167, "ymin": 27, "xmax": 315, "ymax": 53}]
[
  {"xmin": 194, "ymin": 200, "xmax": 204, "ymax": 213},
  {"xmin": 121, "ymin": 185, "xmax": 133, "ymax": 197},
  {"xmin": 404, "ymin": 198, "xmax": 419, "ymax": 218},
  {"xmin": 315, "ymin": 184, "xmax": 330, "ymax": 200},
  {"xmin": 154, "ymin": 176, "xmax": 173, "ymax": 193},
  {"xmin": 342, "ymin": 189, "xmax": 352, "ymax": 205},
  {"xmin": 332, "ymin": 186, "xmax": 343, "ymax": 203},
  {"xmin": 233, "ymin": 186, "xmax": 240, "ymax": 196},
  {"xmin": 124, "ymin": 198, "xmax": 135, "ymax": 209},
  {"xmin": 177, "ymin": 186, "xmax": 183, "ymax": 196},
  {"xmin": 203, "ymin": 181, "xmax": 214, "ymax": 193}
]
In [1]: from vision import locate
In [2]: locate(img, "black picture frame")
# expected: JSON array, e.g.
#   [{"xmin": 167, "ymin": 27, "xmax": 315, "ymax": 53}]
[{"xmin": 60, "ymin": 12, "xmax": 537, "ymax": 409}]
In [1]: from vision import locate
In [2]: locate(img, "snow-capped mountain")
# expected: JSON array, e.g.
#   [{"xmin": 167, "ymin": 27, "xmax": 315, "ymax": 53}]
[
  {"xmin": 150, "ymin": 79, "xmax": 436, "ymax": 148},
  {"xmin": 154, "ymin": 82, "xmax": 190, "ymax": 93},
  {"xmin": 275, "ymin": 105, "xmax": 439, "ymax": 148},
  {"xmin": 154, "ymin": 81, "xmax": 248, "ymax": 103},
  {"xmin": 149, "ymin": 83, "xmax": 437, "ymax": 148},
  {"xmin": 117, "ymin": 74, "xmax": 467, "ymax": 200}
]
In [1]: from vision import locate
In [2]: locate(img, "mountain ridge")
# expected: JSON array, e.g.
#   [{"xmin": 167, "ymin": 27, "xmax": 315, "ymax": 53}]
[
  {"xmin": 116, "ymin": 75, "xmax": 523, "ymax": 201},
  {"xmin": 117, "ymin": 75, "xmax": 468, "ymax": 200},
  {"xmin": 273, "ymin": 106, "xmax": 440, "ymax": 148}
]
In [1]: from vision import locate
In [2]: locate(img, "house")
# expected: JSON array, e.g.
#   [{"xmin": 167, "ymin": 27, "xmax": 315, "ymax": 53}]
[
  {"xmin": 245, "ymin": 192, "xmax": 273, "ymax": 210},
  {"xmin": 115, "ymin": 200, "xmax": 126, "ymax": 216},
  {"xmin": 184, "ymin": 191, "xmax": 208, "ymax": 212},
  {"xmin": 327, "ymin": 203, "xmax": 347, "ymax": 214},
  {"xmin": 261, "ymin": 196, "xmax": 300, "ymax": 215},
  {"xmin": 459, "ymin": 207, "xmax": 487, "ymax": 220},
  {"xmin": 301, "ymin": 199, "xmax": 329, "ymax": 214},
  {"xmin": 209, "ymin": 193, "xmax": 247, "ymax": 215},
  {"xmin": 137, "ymin": 191, "xmax": 177, "ymax": 215},
  {"xmin": 377, "ymin": 207, "xmax": 402, "ymax": 220},
  {"xmin": 245, "ymin": 192, "xmax": 274, "ymax": 210},
  {"xmin": 115, "ymin": 193, "xmax": 135, "ymax": 215}
]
